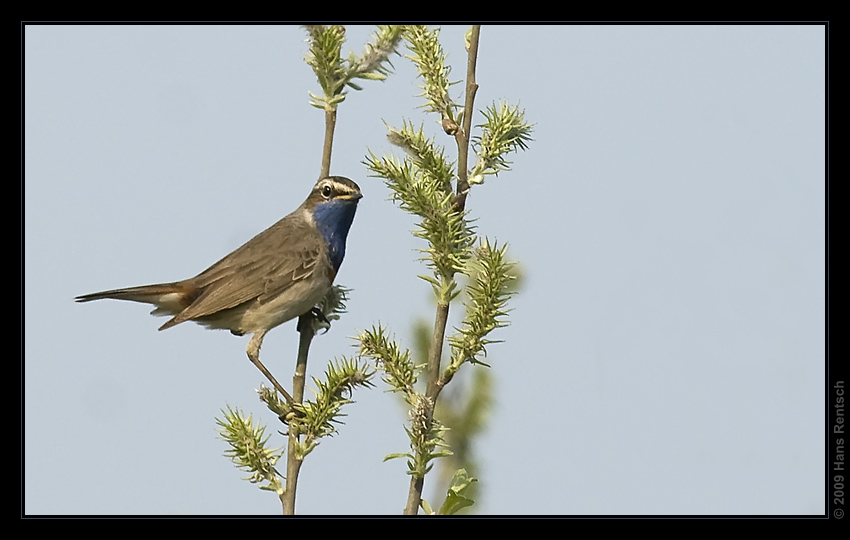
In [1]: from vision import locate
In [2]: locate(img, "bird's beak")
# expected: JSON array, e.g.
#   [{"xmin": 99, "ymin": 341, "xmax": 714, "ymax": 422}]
[{"xmin": 338, "ymin": 192, "xmax": 363, "ymax": 201}]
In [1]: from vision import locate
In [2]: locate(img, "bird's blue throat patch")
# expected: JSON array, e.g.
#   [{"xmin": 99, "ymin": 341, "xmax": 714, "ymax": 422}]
[{"xmin": 312, "ymin": 199, "xmax": 358, "ymax": 273}]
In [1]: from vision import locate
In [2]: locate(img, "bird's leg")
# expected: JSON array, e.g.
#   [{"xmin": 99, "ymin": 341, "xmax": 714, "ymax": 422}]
[{"xmin": 247, "ymin": 330, "xmax": 295, "ymax": 405}]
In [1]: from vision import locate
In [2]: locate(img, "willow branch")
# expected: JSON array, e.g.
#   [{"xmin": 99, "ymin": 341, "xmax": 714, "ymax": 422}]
[
  {"xmin": 425, "ymin": 24, "xmax": 480, "ymax": 407},
  {"xmin": 282, "ymin": 322, "xmax": 315, "ymax": 514},
  {"xmin": 405, "ymin": 476, "xmax": 426, "ymax": 515},
  {"xmin": 404, "ymin": 24, "xmax": 481, "ymax": 516},
  {"xmin": 321, "ymin": 108, "xmax": 337, "ymax": 178},
  {"xmin": 454, "ymin": 25, "xmax": 480, "ymax": 213},
  {"xmin": 282, "ymin": 99, "xmax": 337, "ymax": 515}
]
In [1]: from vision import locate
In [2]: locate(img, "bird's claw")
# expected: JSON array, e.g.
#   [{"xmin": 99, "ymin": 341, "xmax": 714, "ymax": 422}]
[
  {"xmin": 312, "ymin": 307, "xmax": 331, "ymax": 334},
  {"xmin": 310, "ymin": 307, "xmax": 329, "ymax": 324},
  {"xmin": 298, "ymin": 307, "xmax": 331, "ymax": 334}
]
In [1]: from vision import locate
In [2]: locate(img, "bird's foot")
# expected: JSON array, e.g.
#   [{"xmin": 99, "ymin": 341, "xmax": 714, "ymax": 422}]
[
  {"xmin": 297, "ymin": 307, "xmax": 331, "ymax": 334},
  {"xmin": 310, "ymin": 307, "xmax": 330, "ymax": 325}
]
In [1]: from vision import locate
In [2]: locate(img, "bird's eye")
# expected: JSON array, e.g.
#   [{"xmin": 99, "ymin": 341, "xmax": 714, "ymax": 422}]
[{"xmin": 322, "ymin": 184, "xmax": 333, "ymax": 198}]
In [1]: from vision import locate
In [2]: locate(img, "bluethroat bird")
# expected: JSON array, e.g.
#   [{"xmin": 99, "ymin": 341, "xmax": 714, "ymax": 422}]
[{"xmin": 76, "ymin": 176, "xmax": 362, "ymax": 402}]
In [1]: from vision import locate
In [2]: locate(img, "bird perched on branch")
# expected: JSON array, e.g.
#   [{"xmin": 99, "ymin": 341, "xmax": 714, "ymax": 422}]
[{"xmin": 76, "ymin": 176, "xmax": 362, "ymax": 401}]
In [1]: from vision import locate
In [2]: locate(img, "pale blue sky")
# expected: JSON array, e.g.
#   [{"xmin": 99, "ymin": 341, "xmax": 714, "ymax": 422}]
[{"xmin": 24, "ymin": 24, "xmax": 825, "ymax": 515}]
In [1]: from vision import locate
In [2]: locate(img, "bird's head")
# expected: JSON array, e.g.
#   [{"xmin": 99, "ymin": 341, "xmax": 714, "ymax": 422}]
[
  {"xmin": 307, "ymin": 176, "xmax": 362, "ymax": 273},
  {"xmin": 306, "ymin": 176, "xmax": 362, "ymax": 208}
]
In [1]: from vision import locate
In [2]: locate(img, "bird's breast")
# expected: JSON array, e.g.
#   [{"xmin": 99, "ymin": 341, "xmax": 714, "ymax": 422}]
[{"xmin": 311, "ymin": 199, "xmax": 358, "ymax": 273}]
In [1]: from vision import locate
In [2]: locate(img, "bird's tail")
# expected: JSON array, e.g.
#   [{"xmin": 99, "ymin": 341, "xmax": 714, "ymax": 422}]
[{"xmin": 75, "ymin": 282, "xmax": 194, "ymax": 320}]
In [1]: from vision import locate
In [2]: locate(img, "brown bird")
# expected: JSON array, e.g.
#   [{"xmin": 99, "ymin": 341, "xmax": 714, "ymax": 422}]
[{"xmin": 76, "ymin": 176, "xmax": 362, "ymax": 401}]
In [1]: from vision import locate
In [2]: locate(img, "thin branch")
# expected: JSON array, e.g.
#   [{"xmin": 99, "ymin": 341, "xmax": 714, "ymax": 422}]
[
  {"xmin": 406, "ymin": 477, "xmax": 425, "ymax": 514},
  {"xmin": 321, "ymin": 108, "xmax": 336, "ymax": 178},
  {"xmin": 404, "ymin": 24, "xmax": 481, "ymax": 516},
  {"xmin": 425, "ymin": 303, "xmax": 450, "ymax": 400},
  {"xmin": 454, "ymin": 25, "xmax": 480, "ymax": 212},
  {"xmin": 282, "ymin": 320, "xmax": 315, "ymax": 514},
  {"xmin": 221, "ymin": 25, "xmax": 403, "ymax": 516},
  {"xmin": 283, "ymin": 78, "xmax": 338, "ymax": 515},
  {"xmin": 428, "ymin": 24, "xmax": 480, "ymax": 407},
  {"xmin": 294, "ymin": 319, "xmax": 315, "ymax": 404}
]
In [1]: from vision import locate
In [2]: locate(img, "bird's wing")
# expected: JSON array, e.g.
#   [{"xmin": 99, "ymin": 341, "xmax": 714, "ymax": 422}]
[{"xmin": 167, "ymin": 214, "xmax": 326, "ymax": 324}]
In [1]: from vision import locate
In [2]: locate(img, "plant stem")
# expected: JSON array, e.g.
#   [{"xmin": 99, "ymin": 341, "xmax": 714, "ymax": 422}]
[
  {"xmin": 402, "ymin": 24, "xmax": 481, "ymax": 516},
  {"xmin": 454, "ymin": 25, "xmax": 480, "ymax": 212},
  {"xmin": 282, "ymin": 103, "xmax": 338, "ymax": 515},
  {"xmin": 282, "ymin": 321, "xmax": 314, "ymax": 514},
  {"xmin": 405, "ymin": 476, "xmax": 426, "ymax": 515},
  {"xmin": 321, "ymin": 108, "xmax": 336, "ymax": 178},
  {"xmin": 426, "ymin": 303, "xmax": 450, "ymax": 400}
]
